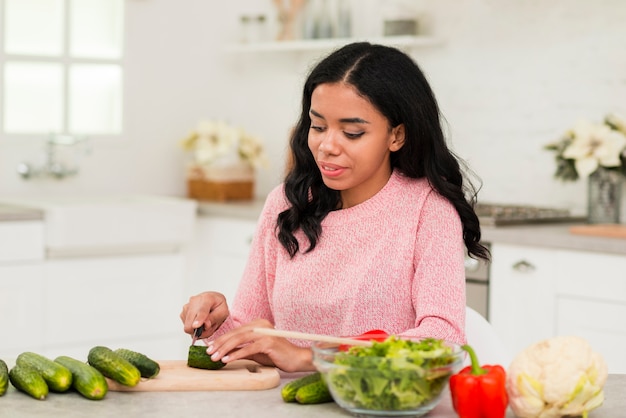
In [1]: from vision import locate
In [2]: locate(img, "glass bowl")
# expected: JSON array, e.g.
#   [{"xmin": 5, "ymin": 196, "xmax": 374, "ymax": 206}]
[{"xmin": 312, "ymin": 337, "xmax": 464, "ymax": 417}]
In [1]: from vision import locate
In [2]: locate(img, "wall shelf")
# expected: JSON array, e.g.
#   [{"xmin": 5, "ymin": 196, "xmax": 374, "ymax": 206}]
[{"xmin": 223, "ymin": 35, "xmax": 444, "ymax": 54}]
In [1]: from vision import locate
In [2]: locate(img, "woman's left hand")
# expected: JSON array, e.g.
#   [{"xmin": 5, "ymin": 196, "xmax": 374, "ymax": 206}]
[{"xmin": 205, "ymin": 319, "xmax": 315, "ymax": 373}]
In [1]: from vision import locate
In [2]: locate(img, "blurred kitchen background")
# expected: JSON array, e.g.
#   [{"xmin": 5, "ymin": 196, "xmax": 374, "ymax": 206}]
[
  {"xmin": 0, "ymin": 0, "xmax": 623, "ymax": 212},
  {"xmin": 1, "ymin": 0, "xmax": 626, "ymax": 372}
]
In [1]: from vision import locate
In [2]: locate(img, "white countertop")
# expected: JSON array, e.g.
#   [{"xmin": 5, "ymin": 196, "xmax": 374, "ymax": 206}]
[
  {"xmin": 0, "ymin": 374, "xmax": 623, "ymax": 418},
  {"xmin": 481, "ymin": 223, "xmax": 626, "ymax": 255},
  {"xmin": 197, "ymin": 199, "xmax": 626, "ymax": 256},
  {"xmin": 0, "ymin": 204, "xmax": 44, "ymax": 221}
]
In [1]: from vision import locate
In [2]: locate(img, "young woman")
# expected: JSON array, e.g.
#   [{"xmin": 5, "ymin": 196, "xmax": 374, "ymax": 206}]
[{"xmin": 180, "ymin": 42, "xmax": 489, "ymax": 372}]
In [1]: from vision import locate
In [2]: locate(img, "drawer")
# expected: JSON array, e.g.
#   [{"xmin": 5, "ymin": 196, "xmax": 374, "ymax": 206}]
[
  {"xmin": 0, "ymin": 221, "xmax": 45, "ymax": 262},
  {"xmin": 556, "ymin": 296, "xmax": 626, "ymax": 373},
  {"xmin": 556, "ymin": 249, "xmax": 626, "ymax": 304}
]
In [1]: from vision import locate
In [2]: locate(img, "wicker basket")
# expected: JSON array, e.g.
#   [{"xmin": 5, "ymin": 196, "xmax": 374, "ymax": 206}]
[{"xmin": 186, "ymin": 164, "xmax": 254, "ymax": 202}]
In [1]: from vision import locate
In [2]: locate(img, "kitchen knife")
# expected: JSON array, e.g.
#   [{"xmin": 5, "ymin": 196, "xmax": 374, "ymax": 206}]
[{"xmin": 192, "ymin": 324, "xmax": 204, "ymax": 345}]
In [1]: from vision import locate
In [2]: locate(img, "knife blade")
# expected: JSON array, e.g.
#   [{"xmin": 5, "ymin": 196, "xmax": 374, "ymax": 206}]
[{"xmin": 192, "ymin": 324, "xmax": 204, "ymax": 345}]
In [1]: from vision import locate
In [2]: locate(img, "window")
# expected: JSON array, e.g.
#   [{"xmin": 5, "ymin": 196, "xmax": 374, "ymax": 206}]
[{"xmin": 1, "ymin": 0, "xmax": 124, "ymax": 136}]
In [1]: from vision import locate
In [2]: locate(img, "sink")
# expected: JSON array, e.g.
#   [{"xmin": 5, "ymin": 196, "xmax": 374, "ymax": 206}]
[{"xmin": 0, "ymin": 195, "xmax": 197, "ymax": 257}]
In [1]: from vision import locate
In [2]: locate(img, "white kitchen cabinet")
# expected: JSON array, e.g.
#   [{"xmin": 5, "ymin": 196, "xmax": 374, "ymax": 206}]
[
  {"xmin": 490, "ymin": 243, "xmax": 626, "ymax": 373},
  {"xmin": 554, "ymin": 249, "xmax": 626, "ymax": 373},
  {"xmin": 489, "ymin": 243, "xmax": 557, "ymax": 359},
  {"xmin": 185, "ymin": 216, "xmax": 257, "ymax": 306},
  {"xmin": 0, "ymin": 220, "xmax": 44, "ymax": 262},
  {"xmin": 43, "ymin": 253, "xmax": 188, "ymax": 360},
  {"xmin": 0, "ymin": 263, "xmax": 45, "ymax": 358}
]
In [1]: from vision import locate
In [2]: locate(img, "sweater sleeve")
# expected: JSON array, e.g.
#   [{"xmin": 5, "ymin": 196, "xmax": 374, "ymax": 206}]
[{"xmin": 399, "ymin": 190, "xmax": 467, "ymax": 344}]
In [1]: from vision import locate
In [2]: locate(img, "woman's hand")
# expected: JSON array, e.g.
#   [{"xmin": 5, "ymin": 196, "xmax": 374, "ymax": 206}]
[
  {"xmin": 206, "ymin": 319, "xmax": 316, "ymax": 373},
  {"xmin": 180, "ymin": 291, "xmax": 229, "ymax": 339}
]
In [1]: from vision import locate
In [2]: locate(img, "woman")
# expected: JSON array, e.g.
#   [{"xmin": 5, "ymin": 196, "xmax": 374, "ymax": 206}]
[{"xmin": 180, "ymin": 42, "xmax": 489, "ymax": 372}]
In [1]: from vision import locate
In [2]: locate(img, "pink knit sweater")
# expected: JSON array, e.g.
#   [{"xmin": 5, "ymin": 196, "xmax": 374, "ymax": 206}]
[{"xmin": 217, "ymin": 170, "xmax": 466, "ymax": 345}]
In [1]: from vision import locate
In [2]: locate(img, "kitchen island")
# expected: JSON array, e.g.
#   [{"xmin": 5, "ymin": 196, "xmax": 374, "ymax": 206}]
[{"xmin": 1, "ymin": 374, "xmax": 624, "ymax": 418}]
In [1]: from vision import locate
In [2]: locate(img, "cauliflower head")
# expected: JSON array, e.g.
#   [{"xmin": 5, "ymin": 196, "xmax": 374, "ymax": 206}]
[{"xmin": 506, "ymin": 336, "xmax": 607, "ymax": 418}]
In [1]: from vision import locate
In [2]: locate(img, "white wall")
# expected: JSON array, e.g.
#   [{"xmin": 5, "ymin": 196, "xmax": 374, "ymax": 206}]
[{"xmin": 1, "ymin": 0, "xmax": 625, "ymax": 217}]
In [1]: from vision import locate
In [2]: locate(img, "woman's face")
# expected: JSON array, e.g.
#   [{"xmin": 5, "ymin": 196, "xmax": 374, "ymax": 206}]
[{"xmin": 308, "ymin": 82, "xmax": 405, "ymax": 208}]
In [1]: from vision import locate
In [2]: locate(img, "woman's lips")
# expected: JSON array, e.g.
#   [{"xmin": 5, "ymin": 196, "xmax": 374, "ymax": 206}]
[{"xmin": 319, "ymin": 162, "xmax": 346, "ymax": 178}]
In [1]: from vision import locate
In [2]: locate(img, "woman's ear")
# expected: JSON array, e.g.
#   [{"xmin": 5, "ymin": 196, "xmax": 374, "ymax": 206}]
[{"xmin": 389, "ymin": 124, "xmax": 406, "ymax": 152}]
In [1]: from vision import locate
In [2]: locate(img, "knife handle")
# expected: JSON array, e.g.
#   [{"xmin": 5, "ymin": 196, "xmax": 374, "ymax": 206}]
[{"xmin": 193, "ymin": 324, "xmax": 205, "ymax": 339}]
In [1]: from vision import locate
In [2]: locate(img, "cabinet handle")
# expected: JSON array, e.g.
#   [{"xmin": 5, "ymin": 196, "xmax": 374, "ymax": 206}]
[{"xmin": 512, "ymin": 260, "xmax": 535, "ymax": 273}]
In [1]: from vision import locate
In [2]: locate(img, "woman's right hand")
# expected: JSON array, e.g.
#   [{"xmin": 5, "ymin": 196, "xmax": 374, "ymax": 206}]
[{"xmin": 180, "ymin": 291, "xmax": 229, "ymax": 339}]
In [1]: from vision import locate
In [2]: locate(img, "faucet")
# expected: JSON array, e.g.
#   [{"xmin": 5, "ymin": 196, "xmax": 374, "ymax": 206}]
[{"xmin": 17, "ymin": 134, "xmax": 88, "ymax": 180}]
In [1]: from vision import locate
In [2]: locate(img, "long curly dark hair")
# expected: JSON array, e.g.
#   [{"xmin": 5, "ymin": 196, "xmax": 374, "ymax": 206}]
[{"xmin": 277, "ymin": 42, "xmax": 490, "ymax": 262}]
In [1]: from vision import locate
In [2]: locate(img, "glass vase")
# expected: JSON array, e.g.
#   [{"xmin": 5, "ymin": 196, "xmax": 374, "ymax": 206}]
[{"xmin": 587, "ymin": 166, "xmax": 622, "ymax": 224}]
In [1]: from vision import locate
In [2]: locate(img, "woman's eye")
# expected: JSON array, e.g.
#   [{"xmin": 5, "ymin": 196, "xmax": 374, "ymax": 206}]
[
  {"xmin": 310, "ymin": 125, "xmax": 325, "ymax": 132},
  {"xmin": 344, "ymin": 131, "xmax": 364, "ymax": 139}
]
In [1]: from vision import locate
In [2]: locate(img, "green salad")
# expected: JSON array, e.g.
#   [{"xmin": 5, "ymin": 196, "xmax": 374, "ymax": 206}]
[{"xmin": 327, "ymin": 337, "xmax": 458, "ymax": 411}]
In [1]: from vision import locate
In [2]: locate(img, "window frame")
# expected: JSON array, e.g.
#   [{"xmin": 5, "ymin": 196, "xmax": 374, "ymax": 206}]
[{"xmin": 0, "ymin": 0, "xmax": 125, "ymax": 140}]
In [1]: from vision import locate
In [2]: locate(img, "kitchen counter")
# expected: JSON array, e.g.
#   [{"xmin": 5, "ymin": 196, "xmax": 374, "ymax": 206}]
[
  {"xmin": 481, "ymin": 223, "xmax": 626, "ymax": 256},
  {"xmin": 197, "ymin": 199, "xmax": 626, "ymax": 256},
  {"xmin": 0, "ymin": 374, "xmax": 624, "ymax": 417},
  {"xmin": 197, "ymin": 198, "xmax": 266, "ymax": 221},
  {"xmin": 0, "ymin": 204, "xmax": 43, "ymax": 222}
]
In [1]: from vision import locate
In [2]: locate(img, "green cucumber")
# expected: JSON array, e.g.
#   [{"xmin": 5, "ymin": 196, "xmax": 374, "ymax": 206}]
[
  {"xmin": 9, "ymin": 364, "xmax": 48, "ymax": 400},
  {"xmin": 114, "ymin": 348, "xmax": 160, "ymax": 379},
  {"xmin": 295, "ymin": 378, "xmax": 333, "ymax": 404},
  {"xmin": 55, "ymin": 355, "xmax": 108, "ymax": 400},
  {"xmin": 88, "ymin": 346, "xmax": 141, "ymax": 387},
  {"xmin": 16, "ymin": 352, "xmax": 73, "ymax": 392},
  {"xmin": 187, "ymin": 345, "xmax": 226, "ymax": 370},
  {"xmin": 0, "ymin": 359, "xmax": 9, "ymax": 396},
  {"xmin": 281, "ymin": 372, "xmax": 324, "ymax": 402}
]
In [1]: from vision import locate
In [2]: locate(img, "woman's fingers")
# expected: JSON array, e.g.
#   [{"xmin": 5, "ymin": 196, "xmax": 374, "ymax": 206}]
[
  {"xmin": 207, "ymin": 320, "xmax": 272, "ymax": 361},
  {"xmin": 181, "ymin": 292, "xmax": 229, "ymax": 336}
]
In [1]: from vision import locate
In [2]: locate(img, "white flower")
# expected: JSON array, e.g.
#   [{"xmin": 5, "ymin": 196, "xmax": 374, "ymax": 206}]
[
  {"xmin": 561, "ymin": 119, "xmax": 626, "ymax": 177},
  {"xmin": 180, "ymin": 120, "xmax": 268, "ymax": 169}
]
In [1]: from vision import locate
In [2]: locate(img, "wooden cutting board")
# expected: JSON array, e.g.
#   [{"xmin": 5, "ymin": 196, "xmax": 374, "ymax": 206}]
[
  {"xmin": 106, "ymin": 360, "xmax": 280, "ymax": 392},
  {"xmin": 569, "ymin": 224, "xmax": 626, "ymax": 239}
]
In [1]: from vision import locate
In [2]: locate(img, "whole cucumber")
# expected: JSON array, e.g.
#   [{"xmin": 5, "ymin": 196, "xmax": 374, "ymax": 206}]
[
  {"xmin": 9, "ymin": 364, "xmax": 48, "ymax": 400},
  {"xmin": 114, "ymin": 348, "xmax": 160, "ymax": 379},
  {"xmin": 55, "ymin": 355, "xmax": 108, "ymax": 400},
  {"xmin": 281, "ymin": 372, "xmax": 323, "ymax": 402},
  {"xmin": 88, "ymin": 346, "xmax": 141, "ymax": 387},
  {"xmin": 17, "ymin": 352, "xmax": 73, "ymax": 392},
  {"xmin": 0, "ymin": 359, "xmax": 9, "ymax": 396},
  {"xmin": 295, "ymin": 378, "xmax": 333, "ymax": 404}
]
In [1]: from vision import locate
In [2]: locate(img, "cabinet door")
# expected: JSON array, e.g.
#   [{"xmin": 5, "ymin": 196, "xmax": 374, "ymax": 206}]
[
  {"xmin": 0, "ymin": 221, "xmax": 44, "ymax": 262},
  {"xmin": 556, "ymin": 297, "xmax": 626, "ymax": 373},
  {"xmin": 44, "ymin": 253, "xmax": 185, "ymax": 358},
  {"xmin": 555, "ymin": 249, "xmax": 626, "ymax": 373},
  {"xmin": 0, "ymin": 263, "xmax": 45, "ymax": 357},
  {"xmin": 186, "ymin": 217, "xmax": 256, "ymax": 305},
  {"xmin": 489, "ymin": 243, "xmax": 557, "ymax": 356}
]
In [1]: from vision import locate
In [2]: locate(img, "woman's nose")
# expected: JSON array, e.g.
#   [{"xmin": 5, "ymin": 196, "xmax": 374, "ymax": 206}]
[{"xmin": 318, "ymin": 130, "xmax": 339, "ymax": 154}]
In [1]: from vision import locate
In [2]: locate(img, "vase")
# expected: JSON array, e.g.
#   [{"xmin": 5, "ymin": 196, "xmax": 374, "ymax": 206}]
[{"xmin": 587, "ymin": 166, "xmax": 622, "ymax": 224}]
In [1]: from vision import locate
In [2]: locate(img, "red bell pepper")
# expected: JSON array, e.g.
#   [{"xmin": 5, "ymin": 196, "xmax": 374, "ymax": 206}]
[{"xmin": 449, "ymin": 344, "xmax": 508, "ymax": 418}]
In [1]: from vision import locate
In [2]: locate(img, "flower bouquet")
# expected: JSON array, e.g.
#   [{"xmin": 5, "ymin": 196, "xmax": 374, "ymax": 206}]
[
  {"xmin": 180, "ymin": 120, "xmax": 268, "ymax": 201},
  {"xmin": 545, "ymin": 114, "xmax": 626, "ymax": 182},
  {"xmin": 545, "ymin": 114, "xmax": 626, "ymax": 224}
]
